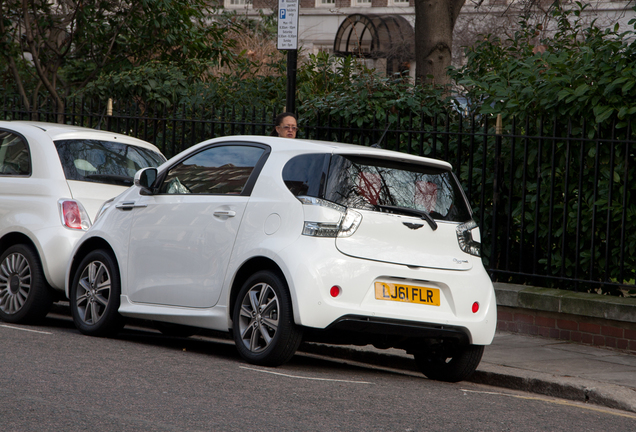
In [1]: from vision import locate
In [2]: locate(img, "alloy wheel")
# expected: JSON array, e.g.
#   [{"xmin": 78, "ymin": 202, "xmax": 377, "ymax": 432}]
[
  {"xmin": 0, "ymin": 252, "xmax": 31, "ymax": 315},
  {"xmin": 75, "ymin": 260, "xmax": 112, "ymax": 325},
  {"xmin": 237, "ymin": 282, "xmax": 280, "ymax": 353}
]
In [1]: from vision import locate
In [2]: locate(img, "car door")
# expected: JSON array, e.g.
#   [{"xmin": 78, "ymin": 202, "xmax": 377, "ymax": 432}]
[{"xmin": 126, "ymin": 143, "xmax": 269, "ymax": 308}]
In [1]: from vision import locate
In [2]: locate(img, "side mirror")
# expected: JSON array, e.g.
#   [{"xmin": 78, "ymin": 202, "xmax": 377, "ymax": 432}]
[{"xmin": 134, "ymin": 167, "xmax": 158, "ymax": 194}]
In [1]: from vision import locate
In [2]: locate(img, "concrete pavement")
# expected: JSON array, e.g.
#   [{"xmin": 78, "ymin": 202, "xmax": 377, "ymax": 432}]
[{"xmin": 298, "ymin": 331, "xmax": 636, "ymax": 413}]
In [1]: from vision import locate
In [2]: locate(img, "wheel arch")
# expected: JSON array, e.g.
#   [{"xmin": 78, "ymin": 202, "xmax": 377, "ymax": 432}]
[
  {"xmin": 1, "ymin": 231, "xmax": 37, "ymax": 256},
  {"xmin": 0, "ymin": 232, "xmax": 53, "ymax": 290},
  {"xmin": 228, "ymin": 256, "xmax": 288, "ymax": 327},
  {"xmin": 67, "ymin": 237, "xmax": 118, "ymax": 297}
]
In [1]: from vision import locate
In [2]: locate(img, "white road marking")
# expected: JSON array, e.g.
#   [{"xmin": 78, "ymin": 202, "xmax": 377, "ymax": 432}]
[
  {"xmin": 240, "ymin": 365, "xmax": 374, "ymax": 384},
  {"xmin": 0, "ymin": 324, "xmax": 53, "ymax": 335}
]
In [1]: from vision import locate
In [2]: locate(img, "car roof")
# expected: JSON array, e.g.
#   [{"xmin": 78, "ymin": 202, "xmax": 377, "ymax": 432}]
[
  {"xmin": 201, "ymin": 135, "xmax": 453, "ymax": 170},
  {"xmin": 0, "ymin": 120, "xmax": 162, "ymax": 154}
]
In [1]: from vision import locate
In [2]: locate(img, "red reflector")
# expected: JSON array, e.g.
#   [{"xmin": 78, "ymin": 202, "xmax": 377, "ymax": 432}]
[
  {"xmin": 62, "ymin": 201, "xmax": 82, "ymax": 229},
  {"xmin": 330, "ymin": 286, "xmax": 341, "ymax": 297},
  {"xmin": 472, "ymin": 302, "xmax": 479, "ymax": 313}
]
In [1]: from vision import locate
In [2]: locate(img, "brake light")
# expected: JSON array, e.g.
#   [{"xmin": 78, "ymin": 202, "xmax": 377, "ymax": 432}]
[
  {"xmin": 59, "ymin": 199, "xmax": 91, "ymax": 230},
  {"xmin": 456, "ymin": 220, "xmax": 481, "ymax": 257},
  {"xmin": 298, "ymin": 196, "xmax": 362, "ymax": 238}
]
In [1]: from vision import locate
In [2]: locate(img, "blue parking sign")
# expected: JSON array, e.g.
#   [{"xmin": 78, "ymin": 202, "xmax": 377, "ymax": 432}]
[{"xmin": 280, "ymin": 9, "xmax": 286, "ymax": 19}]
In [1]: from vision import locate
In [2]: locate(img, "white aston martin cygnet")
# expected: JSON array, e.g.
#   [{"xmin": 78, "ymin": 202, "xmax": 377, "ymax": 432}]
[{"xmin": 66, "ymin": 136, "xmax": 496, "ymax": 382}]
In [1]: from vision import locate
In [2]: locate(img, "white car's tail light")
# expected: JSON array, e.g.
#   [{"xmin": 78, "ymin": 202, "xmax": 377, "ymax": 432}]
[
  {"xmin": 338, "ymin": 210, "xmax": 363, "ymax": 237},
  {"xmin": 58, "ymin": 199, "xmax": 91, "ymax": 230},
  {"xmin": 330, "ymin": 286, "xmax": 341, "ymax": 297},
  {"xmin": 302, "ymin": 221, "xmax": 340, "ymax": 237},
  {"xmin": 456, "ymin": 220, "xmax": 481, "ymax": 257},
  {"xmin": 298, "ymin": 196, "xmax": 362, "ymax": 238}
]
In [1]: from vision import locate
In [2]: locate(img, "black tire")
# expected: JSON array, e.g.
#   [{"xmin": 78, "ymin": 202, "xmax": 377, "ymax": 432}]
[
  {"xmin": 0, "ymin": 244, "xmax": 53, "ymax": 324},
  {"xmin": 414, "ymin": 344, "xmax": 484, "ymax": 383},
  {"xmin": 232, "ymin": 270, "xmax": 302, "ymax": 366},
  {"xmin": 70, "ymin": 249, "xmax": 125, "ymax": 337}
]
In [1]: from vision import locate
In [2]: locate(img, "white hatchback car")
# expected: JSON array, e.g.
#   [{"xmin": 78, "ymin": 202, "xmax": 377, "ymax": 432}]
[
  {"xmin": 66, "ymin": 136, "xmax": 496, "ymax": 382},
  {"xmin": 0, "ymin": 121, "xmax": 165, "ymax": 324}
]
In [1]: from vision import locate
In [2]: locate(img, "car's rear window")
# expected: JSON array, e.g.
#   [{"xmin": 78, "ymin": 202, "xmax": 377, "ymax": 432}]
[
  {"xmin": 55, "ymin": 139, "xmax": 166, "ymax": 186},
  {"xmin": 283, "ymin": 153, "xmax": 472, "ymax": 222}
]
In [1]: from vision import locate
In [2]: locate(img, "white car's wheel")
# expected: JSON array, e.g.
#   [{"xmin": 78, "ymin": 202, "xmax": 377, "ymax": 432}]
[
  {"xmin": 0, "ymin": 244, "xmax": 53, "ymax": 323},
  {"xmin": 70, "ymin": 249, "xmax": 125, "ymax": 337},
  {"xmin": 232, "ymin": 271, "xmax": 302, "ymax": 366},
  {"xmin": 414, "ymin": 344, "xmax": 484, "ymax": 382}
]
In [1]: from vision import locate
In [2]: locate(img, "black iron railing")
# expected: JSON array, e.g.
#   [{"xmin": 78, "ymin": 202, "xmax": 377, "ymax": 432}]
[{"xmin": 2, "ymin": 96, "xmax": 634, "ymax": 296}]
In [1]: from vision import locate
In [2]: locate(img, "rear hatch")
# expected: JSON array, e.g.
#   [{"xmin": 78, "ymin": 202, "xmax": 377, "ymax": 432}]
[
  {"xmin": 284, "ymin": 152, "xmax": 479, "ymax": 271},
  {"xmin": 326, "ymin": 154, "xmax": 474, "ymax": 270},
  {"xmin": 334, "ymin": 211, "xmax": 472, "ymax": 270},
  {"xmin": 65, "ymin": 181, "xmax": 128, "ymax": 220},
  {"xmin": 55, "ymin": 138, "xmax": 166, "ymax": 220}
]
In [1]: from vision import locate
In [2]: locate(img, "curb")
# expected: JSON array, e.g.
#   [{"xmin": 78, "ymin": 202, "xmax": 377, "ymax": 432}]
[{"xmin": 469, "ymin": 364, "xmax": 636, "ymax": 414}]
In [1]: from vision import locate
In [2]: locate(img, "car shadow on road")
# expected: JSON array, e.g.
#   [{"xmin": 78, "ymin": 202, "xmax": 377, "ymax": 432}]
[{"xmin": 42, "ymin": 302, "xmax": 418, "ymax": 378}]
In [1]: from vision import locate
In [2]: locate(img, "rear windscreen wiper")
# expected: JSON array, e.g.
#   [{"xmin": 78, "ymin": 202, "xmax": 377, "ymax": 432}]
[
  {"xmin": 85, "ymin": 174, "xmax": 134, "ymax": 186},
  {"xmin": 375, "ymin": 204, "xmax": 438, "ymax": 231}
]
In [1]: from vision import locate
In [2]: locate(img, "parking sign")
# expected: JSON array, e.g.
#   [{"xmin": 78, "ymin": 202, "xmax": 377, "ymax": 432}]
[{"xmin": 277, "ymin": 0, "xmax": 298, "ymax": 50}]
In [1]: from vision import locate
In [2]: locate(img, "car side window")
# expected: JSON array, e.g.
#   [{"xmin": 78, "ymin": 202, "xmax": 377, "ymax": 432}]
[
  {"xmin": 0, "ymin": 131, "xmax": 30, "ymax": 176},
  {"xmin": 282, "ymin": 153, "xmax": 329, "ymax": 197},
  {"xmin": 160, "ymin": 145, "xmax": 266, "ymax": 195}
]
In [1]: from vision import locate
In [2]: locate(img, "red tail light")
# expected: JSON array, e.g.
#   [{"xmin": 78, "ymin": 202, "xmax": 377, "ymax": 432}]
[{"xmin": 59, "ymin": 200, "xmax": 91, "ymax": 230}]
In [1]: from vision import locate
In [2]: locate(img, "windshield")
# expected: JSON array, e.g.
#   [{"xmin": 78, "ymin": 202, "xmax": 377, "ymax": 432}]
[
  {"xmin": 55, "ymin": 139, "xmax": 166, "ymax": 186},
  {"xmin": 324, "ymin": 155, "xmax": 471, "ymax": 222}
]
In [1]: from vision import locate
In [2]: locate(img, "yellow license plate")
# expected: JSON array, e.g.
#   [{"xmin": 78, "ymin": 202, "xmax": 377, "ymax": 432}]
[{"xmin": 374, "ymin": 282, "xmax": 440, "ymax": 306}]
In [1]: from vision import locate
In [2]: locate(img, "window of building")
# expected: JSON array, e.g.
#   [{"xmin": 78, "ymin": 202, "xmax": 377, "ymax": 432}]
[
  {"xmin": 387, "ymin": 0, "xmax": 410, "ymax": 6},
  {"xmin": 224, "ymin": 0, "xmax": 252, "ymax": 9},
  {"xmin": 352, "ymin": 0, "xmax": 371, "ymax": 6},
  {"xmin": 315, "ymin": 0, "xmax": 335, "ymax": 8}
]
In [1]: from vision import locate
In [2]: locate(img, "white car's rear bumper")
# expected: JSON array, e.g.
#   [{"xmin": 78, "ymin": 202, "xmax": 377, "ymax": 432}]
[{"xmin": 279, "ymin": 238, "xmax": 497, "ymax": 346}]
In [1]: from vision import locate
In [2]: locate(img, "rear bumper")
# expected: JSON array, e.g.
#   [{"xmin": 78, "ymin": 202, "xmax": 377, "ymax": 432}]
[
  {"xmin": 26, "ymin": 226, "xmax": 84, "ymax": 291},
  {"xmin": 278, "ymin": 237, "xmax": 497, "ymax": 346},
  {"xmin": 304, "ymin": 315, "xmax": 471, "ymax": 350}
]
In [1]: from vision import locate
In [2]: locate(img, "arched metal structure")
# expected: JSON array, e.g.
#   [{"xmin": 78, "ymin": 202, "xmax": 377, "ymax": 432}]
[{"xmin": 333, "ymin": 14, "xmax": 414, "ymax": 75}]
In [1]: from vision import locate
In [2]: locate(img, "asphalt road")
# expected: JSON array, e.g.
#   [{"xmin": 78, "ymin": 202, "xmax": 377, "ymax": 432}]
[{"xmin": 2, "ymin": 313, "xmax": 636, "ymax": 432}]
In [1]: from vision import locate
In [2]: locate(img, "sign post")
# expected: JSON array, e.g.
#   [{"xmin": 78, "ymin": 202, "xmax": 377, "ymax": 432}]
[{"xmin": 277, "ymin": 0, "xmax": 299, "ymax": 114}]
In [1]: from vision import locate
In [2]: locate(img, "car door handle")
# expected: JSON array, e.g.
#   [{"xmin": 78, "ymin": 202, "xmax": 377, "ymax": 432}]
[
  {"xmin": 115, "ymin": 201, "xmax": 148, "ymax": 211},
  {"xmin": 213, "ymin": 210, "xmax": 236, "ymax": 217}
]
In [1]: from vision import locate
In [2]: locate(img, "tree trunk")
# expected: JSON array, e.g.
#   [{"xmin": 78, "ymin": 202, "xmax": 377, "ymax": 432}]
[
  {"xmin": 21, "ymin": 0, "xmax": 65, "ymax": 123},
  {"xmin": 414, "ymin": 0, "xmax": 465, "ymax": 86},
  {"xmin": 0, "ymin": 1, "xmax": 30, "ymax": 111}
]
